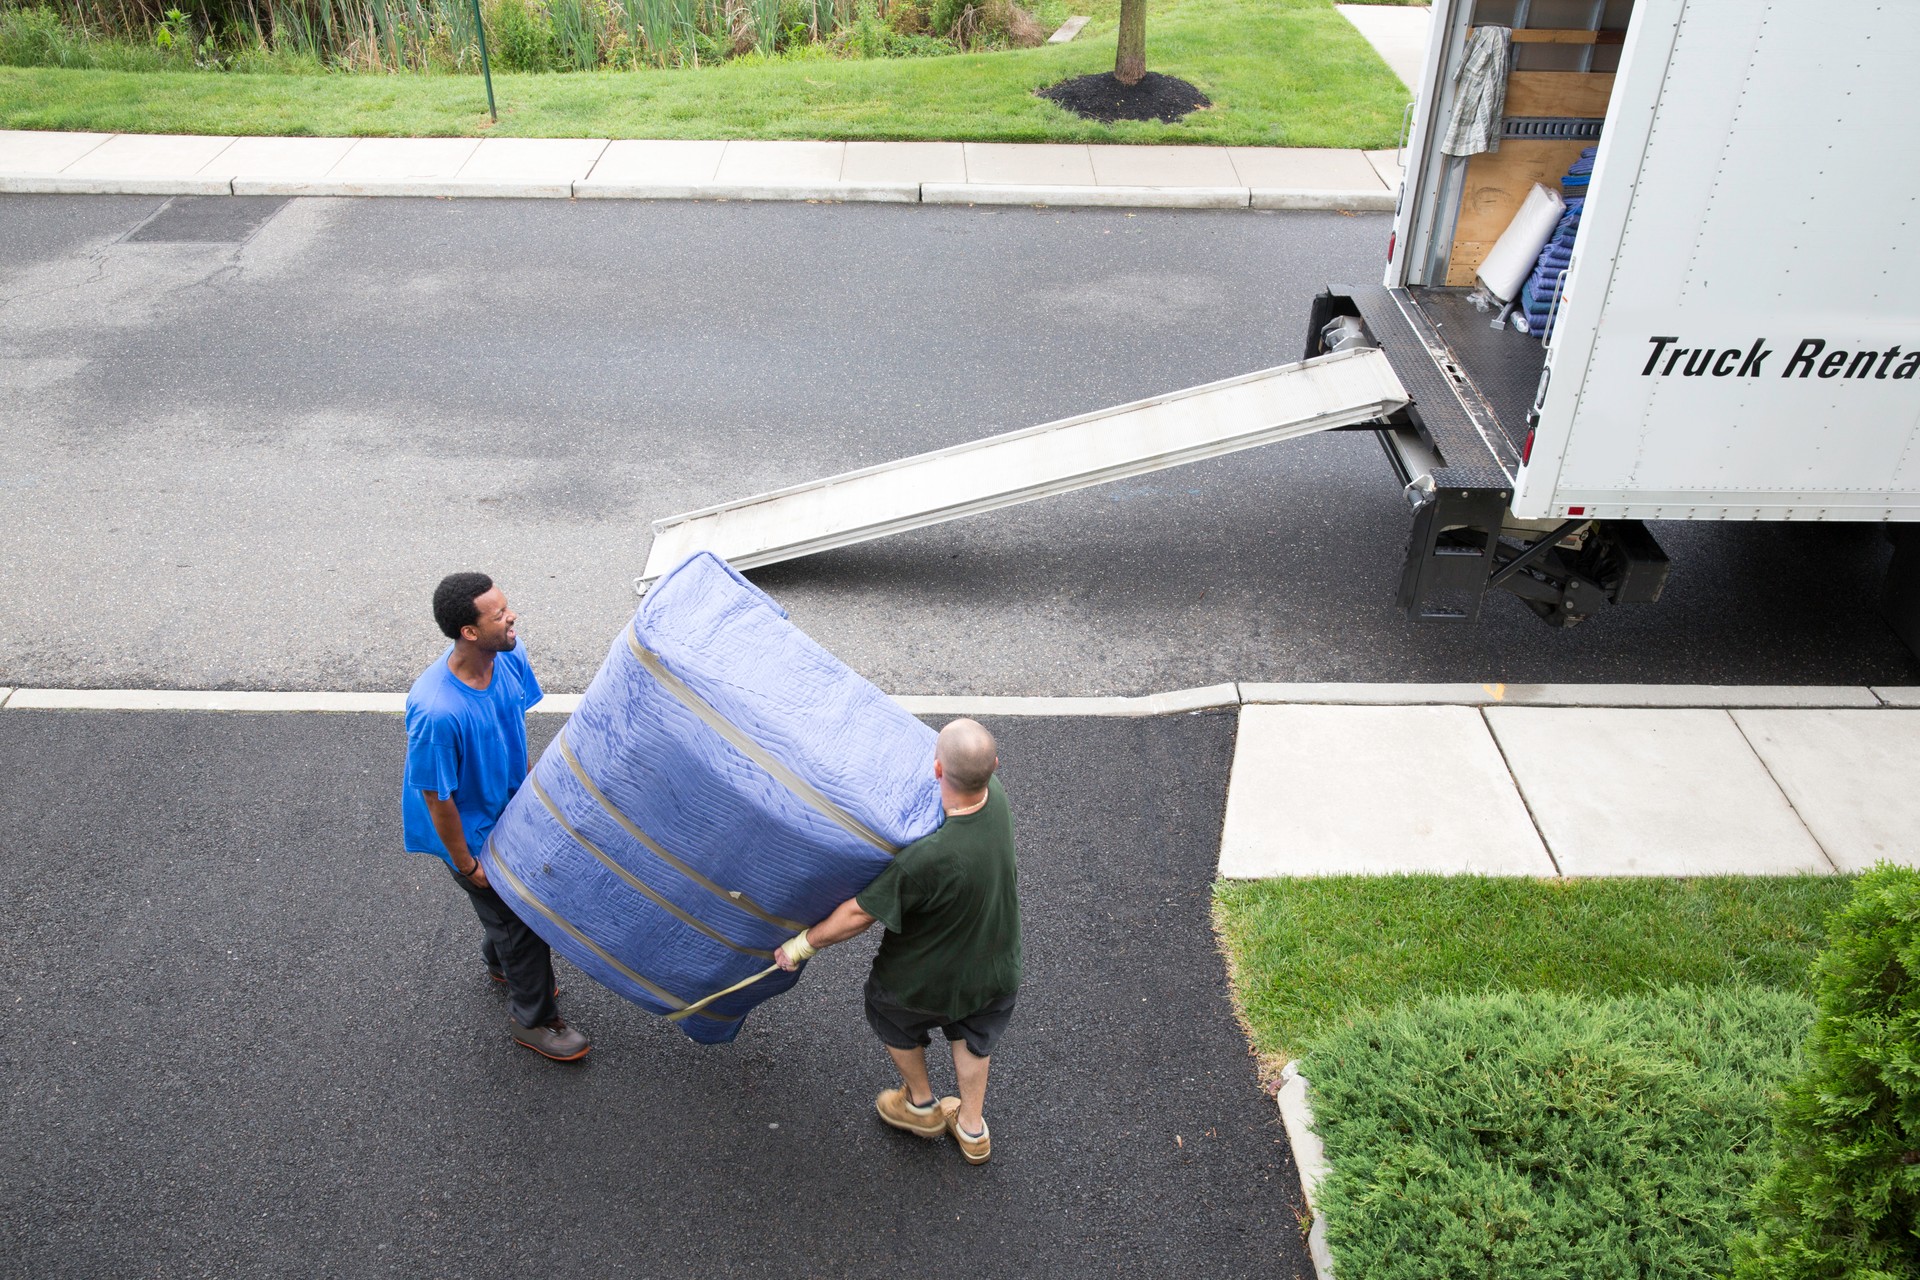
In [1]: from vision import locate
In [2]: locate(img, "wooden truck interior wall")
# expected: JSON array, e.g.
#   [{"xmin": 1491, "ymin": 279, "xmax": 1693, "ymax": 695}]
[{"xmin": 1443, "ymin": 0, "xmax": 1632, "ymax": 287}]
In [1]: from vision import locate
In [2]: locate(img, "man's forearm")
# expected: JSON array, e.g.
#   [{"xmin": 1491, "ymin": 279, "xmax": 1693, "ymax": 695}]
[
  {"xmin": 805, "ymin": 897, "xmax": 876, "ymax": 949},
  {"xmin": 776, "ymin": 896, "xmax": 875, "ymax": 969},
  {"xmin": 423, "ymin": 794, "xmax": 478, "ymax": 872}
]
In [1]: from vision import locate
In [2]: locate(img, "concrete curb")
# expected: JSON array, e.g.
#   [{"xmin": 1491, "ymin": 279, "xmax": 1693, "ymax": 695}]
[
  {"xmin": 0, "ymin": 174, "xmax": 234, "ymax": 196},
  {"xmin": 1277, "ymin": 1062, "xmax": 1336, "ymax": 1280},
  {"xmin": 0, "ymin": 176, "xmax": 1392, "ymax": 210},
  {"xmin": 234, "ymin": 177, "xmax": 574, "ymax": 198},
  {"xmin": 1239, "ymin": 682, "xmax": 1887, "ymax": 708},
  {"xmin": 4, "ymin": 688, "xmax": 408, "ymax": 712},
  {"xmin": 1250, "ymin": 188, "xmax": 1396, "ymax": 212},
  {"xmin": 571, "ymin": 180, "xmax": 920, "ymax": 203},
  {"xmin": 921, "ymin": 182, "xmax": 1250, "ymax": 209},
  {"xmin": 0, "ymin": 688, "xmax": 594, "ymax": 714}
]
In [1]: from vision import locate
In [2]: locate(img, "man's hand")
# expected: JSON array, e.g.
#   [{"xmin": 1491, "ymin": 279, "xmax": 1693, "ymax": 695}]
[
  {"xmin": 774, "ymin": 930, "xmax": 816, "ymax": 971},
  {"xmin": 464, "ymin": 858, "xmax": 490, "ymax": 889}
]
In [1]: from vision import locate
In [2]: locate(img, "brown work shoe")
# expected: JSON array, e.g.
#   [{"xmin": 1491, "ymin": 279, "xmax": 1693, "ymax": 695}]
[
  {"xmin": 510, "ymin": 1017, "xmax": 591, "ymax": 1062},
  {"xmin": 939, "ymin": 1097, "xmax": 991, "ymax": 1164},
  {"xmin": 874, "ymin": 1086, "xmax": 945, "ymax": 1138}
]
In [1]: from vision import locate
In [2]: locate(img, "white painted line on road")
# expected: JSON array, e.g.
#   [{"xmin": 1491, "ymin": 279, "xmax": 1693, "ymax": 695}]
[
  {"xmin": 922, "ymin": 183, "xmax": 1251, "ymax": 209},
  {"xmin": 0, "ymin": 682, "xmax": 1902, "ymax": 717},
  {"xmin": 0, "ymin": 683, "xmax": 1225, "ymax": 718},
  {"xmin": 1241, "ymin": 682, "xmax": 1882, "ymax": 708},
  {"xmin": 4, "ymin": 689, "xmax": 406, "ymax": 712},
  {"xmin": 891, "ymin": 683, "xmax": 1241, "ymax": 718},
  {"xmin": 0, "ymin": 688, "xmax": 12, "ymax": 708},
  {"xmin": 1871, "ymin": 686, "xmax": 1920, "ymax": 706}
]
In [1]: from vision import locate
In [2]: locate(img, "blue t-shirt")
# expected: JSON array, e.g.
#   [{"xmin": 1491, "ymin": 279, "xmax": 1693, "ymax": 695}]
[{"xmin": 402, "ymin": 643, "xmax": 544, "ymax": 869}]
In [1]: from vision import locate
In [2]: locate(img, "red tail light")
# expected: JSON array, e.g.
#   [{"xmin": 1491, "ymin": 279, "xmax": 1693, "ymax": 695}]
[
  {"xmin": 1387, "ymin": 231, "xmax": 1397, "ymax": 263},
  {"xmin": 1522, "ymin": 428, "xmax": 1535, "ymax": 464}
]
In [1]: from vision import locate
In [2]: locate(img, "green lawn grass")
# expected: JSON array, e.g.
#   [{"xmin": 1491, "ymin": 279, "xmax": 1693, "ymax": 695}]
[
  {"xmin": 0, "ymin": 0, "xmax": 1409, "ymax": 144},
  {"xmin": 1212, "ymin": 874, "xmax": 1851, "ymax": 1067},
  {"xmin": 1307, "ymin": 988, "xmax": 1814, "ymax": 1280}
]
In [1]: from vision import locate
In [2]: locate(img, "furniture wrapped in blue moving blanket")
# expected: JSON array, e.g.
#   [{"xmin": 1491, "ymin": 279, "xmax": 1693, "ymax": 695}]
[{"xmin": 482, "ymin": 551, "xmax": 943, "ymax": 1043}]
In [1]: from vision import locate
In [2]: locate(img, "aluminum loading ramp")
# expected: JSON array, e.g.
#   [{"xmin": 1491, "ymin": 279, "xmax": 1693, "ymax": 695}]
[{"xmin": 639, "ymin": 346, "xmax": 1409, "ymax": 585}]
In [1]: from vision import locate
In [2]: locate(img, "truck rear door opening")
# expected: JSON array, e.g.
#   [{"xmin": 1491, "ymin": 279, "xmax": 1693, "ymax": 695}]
[{"xmin": 1341, "ymin": 0, "xmax": 1920, "ymax": 635}]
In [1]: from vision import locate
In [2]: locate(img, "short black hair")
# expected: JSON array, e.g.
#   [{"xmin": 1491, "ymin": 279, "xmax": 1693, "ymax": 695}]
[{"xmin": 433, "ymin": 572, "xmax": 494, "ymax": 639}]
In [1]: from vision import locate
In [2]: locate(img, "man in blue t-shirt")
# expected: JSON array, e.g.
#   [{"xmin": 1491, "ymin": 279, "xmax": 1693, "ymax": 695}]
[{"xmin": 403, "ymin": 572, "xmax": 590, "ymax": 1062}]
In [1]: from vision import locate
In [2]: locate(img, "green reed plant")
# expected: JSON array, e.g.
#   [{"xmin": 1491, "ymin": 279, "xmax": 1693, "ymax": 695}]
[
  {"xmin": 0, "ymin": 0, "xmax": 992, "ymax": 71},
  {"xmin": 546, "ymin": 0, "xmax": 599, "ymax": 69},
  {"xmin": 744, "ymin": 0, "xmax": 774, "ymax": 50}
]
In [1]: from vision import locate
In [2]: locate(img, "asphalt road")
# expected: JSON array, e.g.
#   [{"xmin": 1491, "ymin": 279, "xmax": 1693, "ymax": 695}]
[
  {"xmin": 4, "ymin": 193, "xmax": 1912, "ymax": 696},
  {"xmin": 0, "ymin": 708, "xmax": 1299, "ymax": 1280}
]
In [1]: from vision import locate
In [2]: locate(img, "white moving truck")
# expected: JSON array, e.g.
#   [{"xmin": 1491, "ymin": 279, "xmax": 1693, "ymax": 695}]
[
  {"xmin": 647, "ymin": 0, "xmax": 1920, "ymax": 648},
  {"xmin": 1323, "ymin": 0, "xmax": 1920, "ymax": 632}
]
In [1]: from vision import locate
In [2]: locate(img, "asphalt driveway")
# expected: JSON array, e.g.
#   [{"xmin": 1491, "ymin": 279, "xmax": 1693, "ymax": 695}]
[{"xmin": 0, "ymin": 707, "xmax": 1300, "ymax": 1279}]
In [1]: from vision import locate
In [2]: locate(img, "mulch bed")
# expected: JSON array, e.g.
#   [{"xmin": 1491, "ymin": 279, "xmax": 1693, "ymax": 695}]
[{"xmin": 1037, "ymin": 71, "xmax": 1210, "ymax": 124}]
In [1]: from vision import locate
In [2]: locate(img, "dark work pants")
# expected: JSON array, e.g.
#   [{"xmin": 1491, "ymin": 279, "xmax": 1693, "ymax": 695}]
[{"xmin": 449, "ymin": 867, "xmax": 559, "ymax": 1030}]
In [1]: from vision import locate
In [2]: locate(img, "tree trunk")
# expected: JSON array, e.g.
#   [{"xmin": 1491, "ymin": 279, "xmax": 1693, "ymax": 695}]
[{"xmin": 1114, "ymin": 0, "xmax": 1145, "ymax": 85}]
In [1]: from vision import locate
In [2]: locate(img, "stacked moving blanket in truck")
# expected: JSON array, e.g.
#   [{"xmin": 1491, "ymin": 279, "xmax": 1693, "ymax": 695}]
[
  {"xmin": 1517, "ymin": 149, "xmax": 1598, "ymax": 337},
  {"xmin": 1517, "ymin": 198, "xmax": 1582, "ymax": 336},
  {"xmin": 482, "ymin": 552, "xmax": 944, "ymax": 1044}
]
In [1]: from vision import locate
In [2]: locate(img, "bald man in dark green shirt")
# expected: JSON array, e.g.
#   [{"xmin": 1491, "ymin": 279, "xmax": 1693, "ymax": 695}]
[{"xmin": 775, "ymin": 718, "xmax": 1021, "ymax": 1165}]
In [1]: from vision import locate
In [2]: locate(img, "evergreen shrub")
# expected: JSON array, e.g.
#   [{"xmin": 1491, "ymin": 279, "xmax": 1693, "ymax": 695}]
[
  {"xmin": 1733, "ymin": 864, "xmax": 1920, "ymax": 1280},
  {"xmin": 1306, "ymin": 987, "xmax": 1815, "ymax": 1280}
]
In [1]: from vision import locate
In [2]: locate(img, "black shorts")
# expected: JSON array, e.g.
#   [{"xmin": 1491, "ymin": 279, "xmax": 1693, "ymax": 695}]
[{"xmin": 864, "ymin": 973, "xmax": 1018, "ymax": 1059}]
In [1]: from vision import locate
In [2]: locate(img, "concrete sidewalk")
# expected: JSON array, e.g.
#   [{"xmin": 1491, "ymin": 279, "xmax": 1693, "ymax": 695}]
[
  {"xmin": 1336, "ymin": 2, "xmax": 1430, "ymax": 90},
  {"xmin": 0, "ymin": 130, "xmax": 1402, "ymax": 209},
  {"xmin": 1222, "ymin": 691, "xmax": 1920, "ymax": 878}
]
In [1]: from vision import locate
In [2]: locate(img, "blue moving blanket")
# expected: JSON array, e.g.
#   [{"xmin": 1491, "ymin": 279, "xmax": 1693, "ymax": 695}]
[
  {"xmin": 482, "ymin": 552, "xmax": 943, "ymax": 1043},
  {"xmin": 1520, "ymin": 195, "xmax": 1586, "ymax": 335}
]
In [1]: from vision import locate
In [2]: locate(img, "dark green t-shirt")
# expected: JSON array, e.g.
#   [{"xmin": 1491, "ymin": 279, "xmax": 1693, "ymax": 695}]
[{"xmin": 855, "ymin": 776, "xmax": 1022, "ymax": 1022}]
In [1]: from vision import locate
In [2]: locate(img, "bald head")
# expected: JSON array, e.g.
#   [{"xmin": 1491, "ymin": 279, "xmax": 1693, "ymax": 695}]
[{"xmin": 935, "ymin": 718, "xmax": 998, "ymax": 795}]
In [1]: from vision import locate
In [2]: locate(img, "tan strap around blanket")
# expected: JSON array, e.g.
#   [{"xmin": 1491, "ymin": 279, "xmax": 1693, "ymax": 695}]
[
  {"xmin": 527, "ymin": 771, "xmax": 775, "ymax": 961},
  {"xmin": 667, "ymin": 964, "xmax": 782, "ymax": 1023},
  {"xmin": 625, "ymin": 628, "xmax": 900, "ymax": 856},
  {"xmin": 554, "ymin": 726, "xmax": 808, "ymax": 934},
  {"xmin": 483, "ymin": 841, "xmax": 732, "ymax": 1023}
]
